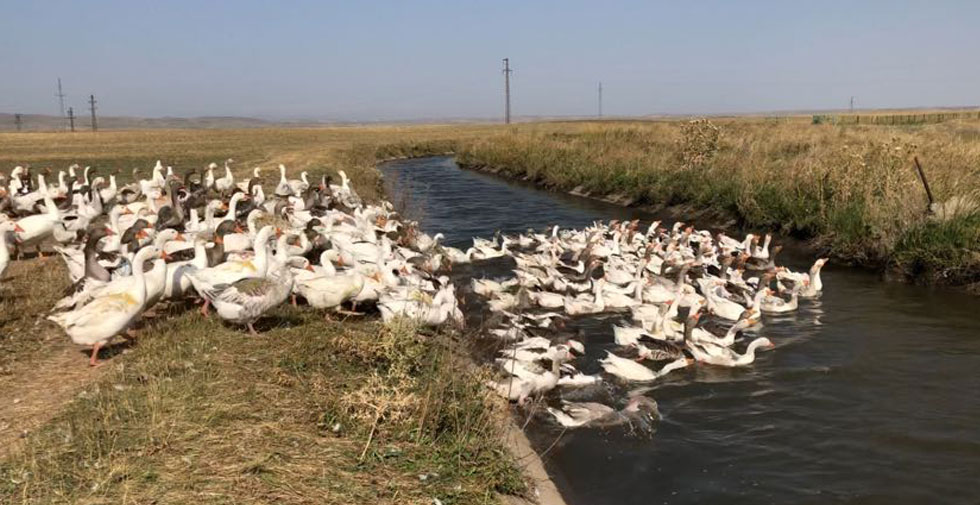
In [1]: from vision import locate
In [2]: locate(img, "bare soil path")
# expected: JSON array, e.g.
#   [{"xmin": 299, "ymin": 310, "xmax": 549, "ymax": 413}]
[{"xmin": 0, "ymin": 341, "xmax": 107, "ymax": 458}]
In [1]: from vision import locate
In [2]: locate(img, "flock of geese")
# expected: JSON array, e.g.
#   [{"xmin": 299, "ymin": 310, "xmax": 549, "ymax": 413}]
[
  {"xmin": 467, "ymin": 221, "xmax": 827, "ymax": 429},
  {"xmin": 1, "ymin": 161, "xmax": 461, "ymax": 366},
  {"xmin": 1, "ymin": 159, "xmax": 828, "ymax": 432}
]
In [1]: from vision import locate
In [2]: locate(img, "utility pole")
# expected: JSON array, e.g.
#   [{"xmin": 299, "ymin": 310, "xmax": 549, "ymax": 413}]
[
  {"xmin": 849, "ymin": 96, "xmax": 854, "ymax": 113},
  {"xmin": 14, "ymin": 114, "xmax": 23, "ymax": 131},
  {"xmin": 88, "ymin": 94, "xmax": 98, "ymax": 131},
  {"xmin": 56, "ymin": 78, "xmax": 67, "ymax": 128},
  {"xmin": 598, "ymin": 82, "xmax": 603, "ymax": 118},
  {"xmin": 67, "ymin": 107, "xmax": 75, "ymax": 132},
  {"xmin": 502, "ymin": 58, "xmax": 512, "ymax": 124}
]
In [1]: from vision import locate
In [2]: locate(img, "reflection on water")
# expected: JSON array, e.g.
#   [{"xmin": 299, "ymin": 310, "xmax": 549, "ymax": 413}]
[{"xmin": 382, "ymin": 157, "xmax": 980, "ymax": 505}]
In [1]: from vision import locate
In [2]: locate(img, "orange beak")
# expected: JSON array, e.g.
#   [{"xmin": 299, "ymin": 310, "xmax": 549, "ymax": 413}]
[
  {"xmin": 214, "ymin": 236, "xmax": 224, "ymax": 245},
  {"xmin": 234, "ymin": 225, "xmax": 245, "ymax": 234},
  {"xmin": 160, "ymin": 250, "xmax": 172, "ymax": 260},
  {"xmin": 305, "ymin": 264, "xmax": 315, "ymax": 272},
  {"xmin": 336, "ymin": 256, "xmax": 345, "ymax": 267},
  {"xmin": 104, "ymin": 227, "xmax": 115, "ymax": 235},
  {"xmin": 121, "ymin": 208, "xmax": 134, "ymax": 215},
  {"xmin": 176, "ymin": 233, "xmax": 186, "ymax": 241},
  {"xmin": 274, "ymin": 227, "xmax": 283, "ymax": 238},
  {"xmin": 14, "ymin": 224, "xmax": 25, "ymax": 233},
  {"xmin": 136, "ymin": 229, "xmax": 149, "ymax": 240}
]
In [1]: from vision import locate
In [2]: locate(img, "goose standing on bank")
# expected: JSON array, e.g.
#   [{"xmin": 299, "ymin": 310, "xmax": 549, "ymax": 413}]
[
  {"xmin": 0, "ymin": 221, "xmax": 23, "ymax": 278},
  {"xmin": 205, "ymin": 258, "xmax": 294, "ymax": 334},
  {"xmin": 14, "ymin": 176, "xmax": 61, "ymax": 256},
  {"xmin": 48, "ymin": 245, "xmax": 163, "ymax": 366},
  {"xmin": 186, "ymin": 225, "xmax": 277, "ymax": 317}
]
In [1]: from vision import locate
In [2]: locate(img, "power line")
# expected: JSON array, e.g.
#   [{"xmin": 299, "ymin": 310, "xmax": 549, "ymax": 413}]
[
  {"xmin": 88, "ymin": 94, "xmax": 98, "ymax": 132},
  {"xmin": 502, "ymin": 58, "xmax": 512, "ymax": 124}
]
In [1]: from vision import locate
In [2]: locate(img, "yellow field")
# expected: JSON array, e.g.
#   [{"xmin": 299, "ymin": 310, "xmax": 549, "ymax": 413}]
[{"xmin": 0, "ymin": 125, "xmax": 503, "ymax": 200}]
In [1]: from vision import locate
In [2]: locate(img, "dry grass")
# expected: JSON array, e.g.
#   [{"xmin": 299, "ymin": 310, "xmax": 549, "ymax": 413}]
[
  {"xmin": 0, "ymin": 126, "xmax": 525, "ymax": 504},
  {"xmin": 1, "ymin": 308, "xmax": 522, "ymax": 504},
  {"xmin": 457, "ymin": 118, "xmax": 980, "ymax": 286},
  {"xmin": 0, "ymin": 258, "xmax": 70, "ymax": 371}
]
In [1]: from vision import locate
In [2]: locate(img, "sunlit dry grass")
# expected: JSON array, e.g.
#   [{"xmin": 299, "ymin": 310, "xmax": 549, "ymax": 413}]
[{"xmin": 1, "ymin": 309, "xmax": 522, "ymax": 504}]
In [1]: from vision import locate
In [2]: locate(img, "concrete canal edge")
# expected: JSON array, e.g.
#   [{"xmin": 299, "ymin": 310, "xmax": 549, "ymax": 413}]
[{"xmin": 499, "ymin": 418, "xmax": 569, "ymax": 505}]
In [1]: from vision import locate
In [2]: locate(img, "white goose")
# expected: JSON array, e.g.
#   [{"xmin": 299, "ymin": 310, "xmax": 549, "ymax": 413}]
[
  {"xmin": 47, "ymin": 245, "xmax": 162, "ymax": 366},
  {"xmin": 564, "ymin": 279, "xmax": 606, "ymax": 316},
  {"xmin": 487, "ymin": 358, "xmax": 560, "ymax": 405},
  {"xmin": 287, "ymin": 170, "xmax": 310, "ymax": 196},
  {"xmin": 701, "ymin": 278, "xmax": 747, "ymax": 321},
  {"xmin": 600, "ymin": 352, "xmax": 692, "ymax": 382},
  {"xmin": 236, "ymin": 166, "xmax": 262, "ymax": 192},
  {"xmin": 688, "ymin": 337, "xmax": 773, "ymax": 367},
  {"xmin": 760, "ymin": 285, "xmax": 801, "ymax": 314},
  {"xmin": 275, "ymin": 164, "xmax": 293, "ymax": 197},
  {"xmin": 0, "ymin": 221, "xmax": 23, "ymax": 278},
  {"xmin": 164, "ymin": 240, "xmax": 209, "ymax": 300},
  {"xmin": 222, "ymin": 209, "xmax": 263, "ymax": 253},
  {"xmin": 214, "ymin": 159, "xmax": 235, "ymax": 193},
  {"xmin": 14, "ymin": 176, "xmax": 61, "ymax": 255},
  {"xmin": 99, "ymin": 174, "xmax": 118, "ymax": 203},
  {"xmin": 293, "ymin": 251, "xmax": 365, "ymax": 314}
]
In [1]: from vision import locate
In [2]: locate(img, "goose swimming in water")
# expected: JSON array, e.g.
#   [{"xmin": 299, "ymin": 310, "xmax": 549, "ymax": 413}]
[{"xmin": 547, "ymin": 396, "xmax": 660, "ymax": 429}]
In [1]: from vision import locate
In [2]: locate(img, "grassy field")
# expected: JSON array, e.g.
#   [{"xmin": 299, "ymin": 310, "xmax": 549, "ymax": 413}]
[
  {"xmin": 0, "ymin": 126, "xmax": 503, "ymax": 201},
  {"xmin": 456, "ymin": 118, "xmax": 980, "ymax": 288},
  {"xmin": 0, "ymin": 126, "xmax": 525, "ymax": 505}
]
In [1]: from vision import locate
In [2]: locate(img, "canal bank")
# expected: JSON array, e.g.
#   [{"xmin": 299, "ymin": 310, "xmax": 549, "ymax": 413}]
[{"xmin": 453, "ymin": 121, "xmax": 980, "ymax": 292}]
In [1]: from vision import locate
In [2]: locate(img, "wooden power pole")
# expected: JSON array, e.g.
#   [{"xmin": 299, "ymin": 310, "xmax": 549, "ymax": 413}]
[
  {"xmin": 56, "ymin": 78, "xmax": 67, "ymax": 129},
  {"xmin": 14, "ymin": 114, "xmax": 22, "ymax": 131},
  {"xmin": 598, "ymin": 82, "xmax": 603, "ymax": 118},
  {"xmin": 67, "ymin": 107, "xmax": 76, "ymax": 132},
  {"xmin": 502, "ymin": 58, "xmax": 512, "ymax": 124},
  {"xmin": 88, "ymin": 94, "xmax": 98, "ymax": 131}
]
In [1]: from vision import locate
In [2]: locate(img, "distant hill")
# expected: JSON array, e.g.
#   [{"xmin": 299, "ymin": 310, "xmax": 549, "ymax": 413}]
[
  {"xmin": 0, "ymin": 113, "xmax": 303, "ymax": 131},
  {"xmin": 4, "ymin": 106, "xmax": 978, "ymax": 131}
]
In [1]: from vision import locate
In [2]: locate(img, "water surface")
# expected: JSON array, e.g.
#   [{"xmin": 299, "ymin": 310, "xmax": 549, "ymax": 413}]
[{"xmin": 382, "ymin": 157, "xmax": 980, "ymax": 505}]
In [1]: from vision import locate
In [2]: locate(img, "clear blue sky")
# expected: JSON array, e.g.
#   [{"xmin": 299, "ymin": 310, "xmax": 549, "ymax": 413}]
[{"xmin": 2, "ymin": 1, "xmax": 977, "ymax": 121}]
